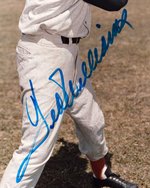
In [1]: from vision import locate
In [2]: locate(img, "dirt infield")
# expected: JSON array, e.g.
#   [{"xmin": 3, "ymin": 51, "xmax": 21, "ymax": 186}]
[{"xmin": 0, "ymin": 0, "xmax": 150, "ymax": 187}]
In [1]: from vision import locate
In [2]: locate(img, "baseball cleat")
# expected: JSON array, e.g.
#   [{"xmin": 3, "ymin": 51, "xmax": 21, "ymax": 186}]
[
  {"xmin": 92, "ymin": 173, "xmax": 138, "ymax": 188},
  {"xmin": 91, "ymin": 153, "xmax": 138, "ymax": 188}
]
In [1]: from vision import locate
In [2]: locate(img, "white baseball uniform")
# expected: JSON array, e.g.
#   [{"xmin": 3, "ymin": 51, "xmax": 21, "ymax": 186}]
[{"xmin": 0, "ymin": 0, "xmax": 108, "ymax": 187}]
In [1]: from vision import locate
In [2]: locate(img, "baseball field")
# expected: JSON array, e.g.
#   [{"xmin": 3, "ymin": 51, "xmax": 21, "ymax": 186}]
[{"xmin": 0, "ymin": 0, "xmax": 149, "ymax": 187}]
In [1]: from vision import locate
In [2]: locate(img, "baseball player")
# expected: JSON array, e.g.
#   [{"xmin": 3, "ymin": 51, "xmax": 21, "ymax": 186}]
[{"xmin": 0, "ymin": 0, "xmax": 138, "ymax": 187}]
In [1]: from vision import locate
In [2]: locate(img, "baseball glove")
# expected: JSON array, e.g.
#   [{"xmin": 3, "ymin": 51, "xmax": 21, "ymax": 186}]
[{"xmin": 83, "ymin": 0, "xmax": 128, "ymax": 11}]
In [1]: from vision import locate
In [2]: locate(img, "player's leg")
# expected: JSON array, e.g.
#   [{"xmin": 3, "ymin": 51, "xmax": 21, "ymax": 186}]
[
  {"xmin": 67, "ymin": 53, "xmax": 138, "ymax": 188},
  {"xmin": 0, "ymin": 35, "xmax": 79, "ymax": 188},
  {"xmin": 68, "ymin": 78, "xmax": 108, "ymax": 161},
  {"xmin": 67, "ymin": 50, "xmax": 108, "ymax": 161}
]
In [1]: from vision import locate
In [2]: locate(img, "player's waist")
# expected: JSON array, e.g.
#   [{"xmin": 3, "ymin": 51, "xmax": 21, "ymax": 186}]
[{"xmin": 21, "ymin": 32, "xmax": 81, "ymax": 46}]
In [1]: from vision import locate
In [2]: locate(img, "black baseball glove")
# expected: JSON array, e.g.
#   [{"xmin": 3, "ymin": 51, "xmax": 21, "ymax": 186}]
[{"xmin": 83, "ymin": 0, "xmax": 128, "ymax": 11}]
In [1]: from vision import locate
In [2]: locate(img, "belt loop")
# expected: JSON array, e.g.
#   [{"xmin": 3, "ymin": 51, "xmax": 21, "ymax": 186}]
[
  {"xmin": 72, "ymin": 37, "xmax": 80, "ymax": 44},
  {"xmin": 61, "ymin": 36, "xmax": 80, "ymax": 45}
]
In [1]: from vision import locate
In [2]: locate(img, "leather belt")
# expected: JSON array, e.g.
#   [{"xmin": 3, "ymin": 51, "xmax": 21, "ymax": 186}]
[
  {"xmin": 22, "ymin": 33, "xmax": 80, "ymax": 44},
  {"xmin": 61, "ymin": 36, "xmax": 80, "ymax": 44}
]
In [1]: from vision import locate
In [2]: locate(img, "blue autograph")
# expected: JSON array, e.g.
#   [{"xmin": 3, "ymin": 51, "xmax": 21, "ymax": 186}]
[{"xmin": 16, "ymin": 9, "xmax": 133, "ymax": 183}]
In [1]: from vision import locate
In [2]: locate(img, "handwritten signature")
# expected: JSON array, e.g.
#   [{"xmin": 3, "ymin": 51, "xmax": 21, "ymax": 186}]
[{"xmin": 16, "ymin": 9, "xmax": 133, "ymax": 183}]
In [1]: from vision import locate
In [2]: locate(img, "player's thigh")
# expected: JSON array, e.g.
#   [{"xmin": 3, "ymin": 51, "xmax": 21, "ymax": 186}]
[{"xmin": 16, "ymin": 39, "xmax": 79, "ymax": 162}]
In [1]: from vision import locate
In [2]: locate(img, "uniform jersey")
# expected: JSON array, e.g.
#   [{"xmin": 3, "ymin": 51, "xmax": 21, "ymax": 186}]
[{"xmin": 19, "ymin": 0, "xmax": 91, "ymax": 38}]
